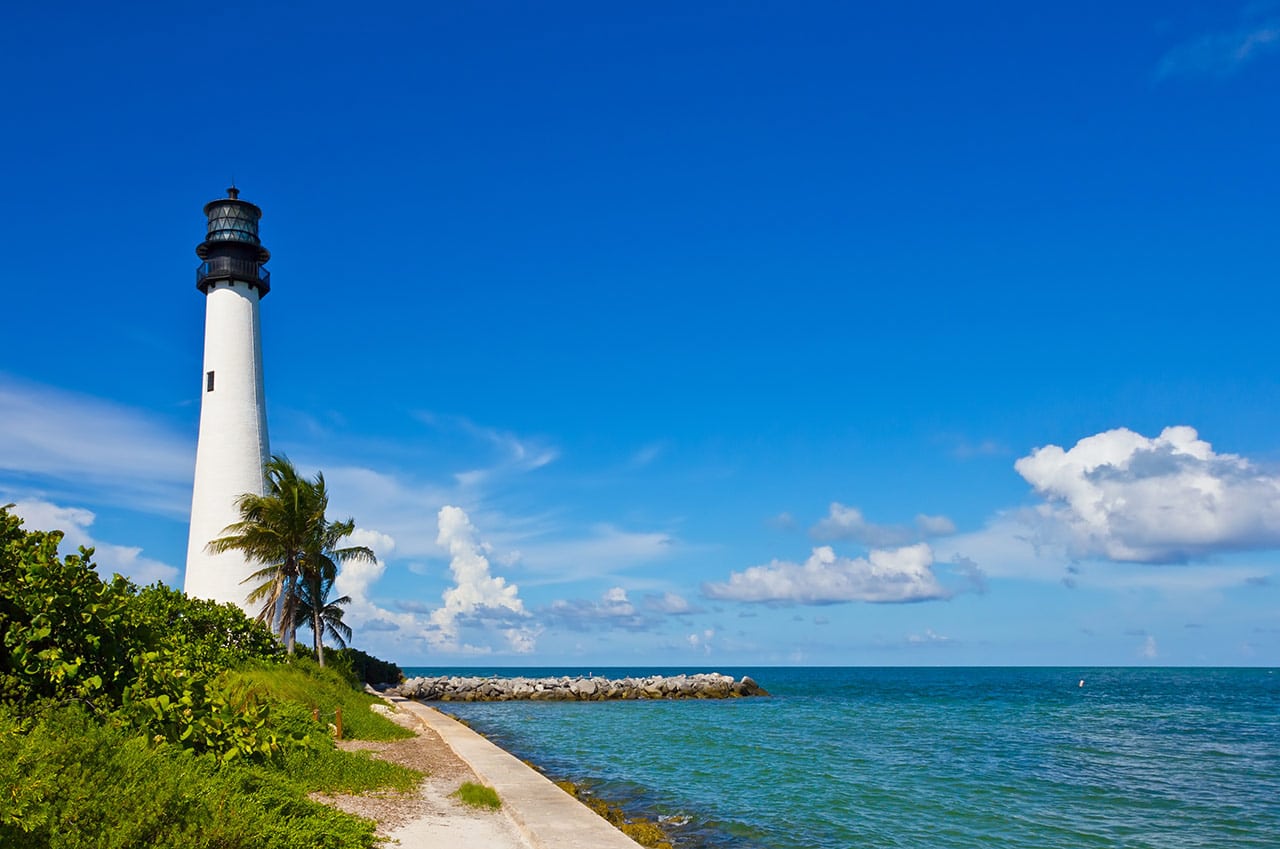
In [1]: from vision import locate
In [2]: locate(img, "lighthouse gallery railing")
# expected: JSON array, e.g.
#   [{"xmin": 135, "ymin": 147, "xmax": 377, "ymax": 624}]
[{"xmin": 196, "ymin": 257, "xmax": 271, "ymax": 289}]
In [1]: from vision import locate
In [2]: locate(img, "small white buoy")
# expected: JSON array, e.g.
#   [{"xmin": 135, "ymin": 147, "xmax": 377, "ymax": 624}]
[{"xmin": 1078, "ymin": 679, "xmax": 1085, "ymax": 688}]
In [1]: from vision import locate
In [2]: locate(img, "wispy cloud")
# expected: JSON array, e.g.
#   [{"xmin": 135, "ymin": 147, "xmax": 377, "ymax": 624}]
[
  {"xmin": 630, "ymin": 442, "xmax": 666, "ymax": 468},
  {"xmin": 906, "ymin": 628, "xmax": 952, "ymax": 645},
  {"xmin": 1156, "ymin": 14, "xmax": 1280, "ymax": 79},
  {"xmin": 941, "ymin": 435, "xmax": 1007, "ymax": 460},
  {"xmin": 414, "ymin": 411, "xmax": 557, "ymax": 486},
  {"xmin": 322, "ymin": 464, "xmax": 456, "ymax": 558},
  {"xmin": 686, "ymin": 628, "xmax": 715, "ymax": 655},
  {"xmin": 543, "ymin": 586, "xmax": 647, "ymax": 631},
  {"xmin": 768, "ymin": 512, "xmax": 799, "ymax": 531},
  {"xmin": 502, "ymin": 523, "xmax": 679, "ymax": 585},
  {"xmin": 644, "ymin": 591, "xmax": 697, "ymax": 615},
  {"xmin": 933, "ymin": 509, "xmax": 1273, "ymax": 593},
  {"xmin": 541, "ymin": 586, "xmax": 697, "ymax": 632},
  {"xmin": 916, "ymin": 514, "xmax": 958, "ymax": 536},
  {"xmin": 0, "ymin": 374, "xmax": 193, "ymax": 517},
  {"xmin": 932, "ymin": 511, "xmax": 1068, "ymax": 582},
  {"xmin": 810, "ymin": 502, "xmax": 956, "ymax": 546}
]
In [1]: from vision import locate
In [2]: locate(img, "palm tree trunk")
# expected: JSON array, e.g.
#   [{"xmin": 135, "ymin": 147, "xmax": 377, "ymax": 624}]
[
  {"xmin": 283, "ymin": 573, "xmax": 297, "ymax": 655},
  {"xmin": 272, "ymin": 584, "xmax": 285, "ymax": 644},
  {"xmin": 314, "ymin": 604, "xmax": 325, "ymax": 667}
]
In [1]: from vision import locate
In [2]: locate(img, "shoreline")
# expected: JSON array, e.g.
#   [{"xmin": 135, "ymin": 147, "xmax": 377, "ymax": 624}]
[
  {"xmin": 422, "ymin": 701, "xmax": 729, "ymax": 849},
  {"xmin": 382, "ymin": 672, "xmax": 773, "ymax": 847},
  {"xmin": 380, "ymin": 694, "xmax": 661, "ymax": 848}
]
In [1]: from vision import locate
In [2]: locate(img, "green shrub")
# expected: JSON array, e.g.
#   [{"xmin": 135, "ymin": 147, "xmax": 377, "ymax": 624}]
[
  {"xmin": 454, "ymin": 781, "xmax": 501, "ymax": 810},
  {"xmin": 328, "ymin": 647, "xmax": 403, "ymax": 685},
  {"xmin": 0, "ymin": 506, "xmax": 419, "ymax": 846},
  {"xmin": 118, "ymin": 650, "xmax": 318, "ymax": 765},
  {"xmin": 0, "ymin": 703, "xmax": 383, "ymax": 849},
  {"xmin": 132, "ymin": 583, "xmax": 281, "ymax": 670},
  {"xmin": 0, "ymin": 510, "xmax": 142, "ymax": 710},
  {"xmin": 0, "ymin": 509, "xmax": 280, "ymax": 717}
]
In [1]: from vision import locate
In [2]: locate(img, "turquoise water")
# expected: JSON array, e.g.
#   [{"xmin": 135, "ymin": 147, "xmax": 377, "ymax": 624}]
[{"xmin": 403, "ymin": 667, "xmax": 1280, "ymax": 848}]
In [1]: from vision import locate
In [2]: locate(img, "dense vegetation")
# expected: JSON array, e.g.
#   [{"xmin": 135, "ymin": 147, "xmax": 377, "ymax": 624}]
[
  {"xmin": 0, "ymin": 505, "xmax": 414, "ymax": 848},
  {"xmin": 321, "ymin": 646, "xmax": 403, "ymax": 687}
]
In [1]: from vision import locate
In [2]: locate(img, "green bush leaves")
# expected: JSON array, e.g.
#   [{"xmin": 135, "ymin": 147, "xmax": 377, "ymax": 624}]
[{"xmin": 0, "ymin": 506, "xmax": 417, "ymax": 847}]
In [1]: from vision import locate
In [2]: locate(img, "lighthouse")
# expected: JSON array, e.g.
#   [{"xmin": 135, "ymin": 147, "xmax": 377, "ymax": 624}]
[{"xmin": 184, "ymin": 187, "xmax": 272, "ymax": 614}]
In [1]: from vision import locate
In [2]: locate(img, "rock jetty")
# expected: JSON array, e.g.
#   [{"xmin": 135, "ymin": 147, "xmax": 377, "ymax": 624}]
[{"xmin": 389, "ymin": 672, "xmax": 769, "ymax": 702}]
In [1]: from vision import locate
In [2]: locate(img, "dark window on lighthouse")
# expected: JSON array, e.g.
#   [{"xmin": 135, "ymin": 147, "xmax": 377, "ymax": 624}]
[{"xmin": 206, "ymin": 371, "xmax": 215, "ymax": 392}]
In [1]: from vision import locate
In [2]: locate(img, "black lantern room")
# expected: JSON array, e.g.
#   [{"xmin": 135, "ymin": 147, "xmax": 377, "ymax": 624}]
[{"xmin": 195, "ymin": 187, "xmax": 272, "ymax": 296}]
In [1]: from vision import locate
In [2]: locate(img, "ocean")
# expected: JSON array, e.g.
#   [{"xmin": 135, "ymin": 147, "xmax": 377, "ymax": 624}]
[{"xmin": 401, "ymin": 667, "xmax": 1279, "ymax": 848}]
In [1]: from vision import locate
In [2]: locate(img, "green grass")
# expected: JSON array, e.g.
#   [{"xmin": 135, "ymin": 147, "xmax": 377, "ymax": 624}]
[
  {"xmin": 453, "ymin": 781, "xmax": 501, "ymax": 810},
  {"xmin": 282, "ymin": 744, "xmax": 421, "ymax": 795},
  {"xmin": 222, "ymin": 658, "xmax": 414, "ymax": 741}
]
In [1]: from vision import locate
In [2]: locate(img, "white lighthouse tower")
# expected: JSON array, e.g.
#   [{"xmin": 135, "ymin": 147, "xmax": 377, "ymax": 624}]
[{"xmin": 184, "ymin": 187, "xmax": 272, "ymax": 615}]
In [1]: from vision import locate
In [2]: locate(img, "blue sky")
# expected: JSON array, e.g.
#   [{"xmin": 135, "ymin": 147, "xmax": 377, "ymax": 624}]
[{"xmin": 2, "ymin": 1, "xmax": 1278, "ymax": 666}]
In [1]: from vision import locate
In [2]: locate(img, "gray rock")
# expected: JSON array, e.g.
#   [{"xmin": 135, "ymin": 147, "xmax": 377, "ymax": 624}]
[{"xmin": 396, "ymin": 672, "xmax": 768, "ymax": 702}]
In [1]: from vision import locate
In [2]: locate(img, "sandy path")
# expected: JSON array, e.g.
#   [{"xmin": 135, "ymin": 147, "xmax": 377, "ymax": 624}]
[{"xmin": 317, "ymin": 703, "xmax": 534, "ymax": 848}]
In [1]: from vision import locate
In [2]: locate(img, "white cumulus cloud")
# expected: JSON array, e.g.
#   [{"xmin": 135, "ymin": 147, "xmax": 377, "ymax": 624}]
[
  {"xmin": 431, "ymin": 505, "xmax": 536, "ymax": 653},
  {"xmin": 1015, "ymin": 426, "xmax": 1280, "ymax": 563},
  {"xmin": 332, "ymin": 510, "xmax": 541, "ymax": 656},
  {"xmin": 346, "ymin": 527, "xmax": 397, "ymax": 562},
  {"xmin": 704, "ymin": 542, "xmax": 951, "ymax": 604},
  {"xmin": 333, "ymin": 550, "xmax": 388, "ymax": 607}
]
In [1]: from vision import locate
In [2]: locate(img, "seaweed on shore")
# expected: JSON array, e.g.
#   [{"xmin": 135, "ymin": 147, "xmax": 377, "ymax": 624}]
[{"xmin": 554, "ymin": 778, "xmax": 674, "ymax": 849}]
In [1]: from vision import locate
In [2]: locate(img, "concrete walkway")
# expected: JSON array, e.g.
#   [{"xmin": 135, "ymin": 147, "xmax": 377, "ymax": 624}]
[{"xmin": 385, "ymin": 695, "xmax": 641, "ymax": 849}]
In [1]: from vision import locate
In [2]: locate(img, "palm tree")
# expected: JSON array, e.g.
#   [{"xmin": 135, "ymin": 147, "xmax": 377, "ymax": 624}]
[
  {"xmin": 297, "ymin": 516, "xmax": 372, "ymax": 666},
  {"xmin": 206, "ymin": 455, "xmax": 369, "ymax": 663},
  {"xmin": 295, "ymin": 570, "xmax": 354, "ymax": 665}
]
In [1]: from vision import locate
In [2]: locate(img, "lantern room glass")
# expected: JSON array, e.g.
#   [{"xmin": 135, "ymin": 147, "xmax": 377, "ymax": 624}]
[{"xmin": 205, "ymin": 202, "xmax": 261, "ymax": 244}]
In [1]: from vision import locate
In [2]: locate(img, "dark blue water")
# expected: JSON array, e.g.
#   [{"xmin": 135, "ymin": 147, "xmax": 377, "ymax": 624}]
[{"xmin": 403, "ymin": 667, "xmax": 1280, "ymax": 848}]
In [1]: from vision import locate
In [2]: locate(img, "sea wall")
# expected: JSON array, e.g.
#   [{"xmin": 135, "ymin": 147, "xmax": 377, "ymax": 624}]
[{"xmin": 389, "ymin": 672, "xmax": 769, "ymax": 701}]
